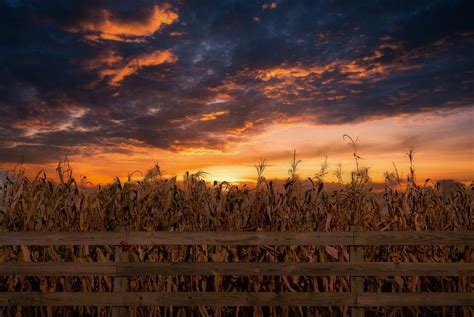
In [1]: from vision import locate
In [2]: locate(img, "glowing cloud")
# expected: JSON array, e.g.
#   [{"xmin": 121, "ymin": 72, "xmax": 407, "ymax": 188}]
[
  {"xmin": 83, "ymin": 50, "xmax": 123, "ymax": 70},
  {"xmin": 200, "ymin": 110, "xmax": 230, "ymax": 121},
  {"xmin": 68, "ymin": 4, "xmax": 178, "ymax": 42},
  {"xmin": 12, "ymin": 105, "xmax": 88, "ymax": 136},
  {"xmin": 99, "ymin": 50, "xmax": 177, "ymax": 85},
  {"xmin": 233, "ymin": 121, "xmax": 254, "ymax": 135},
  {"xmin": 257, "ymin": 64, "xmax": 336, "ymax": 81}
]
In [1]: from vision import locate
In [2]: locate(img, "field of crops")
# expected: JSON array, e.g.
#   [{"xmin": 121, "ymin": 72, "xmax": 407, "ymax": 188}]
[{"xmin": 0, "ymin": 158, "xmax": 472, "ymax": 316}]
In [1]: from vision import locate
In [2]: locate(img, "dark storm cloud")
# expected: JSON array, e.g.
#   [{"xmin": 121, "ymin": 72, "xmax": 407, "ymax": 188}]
[{"xmin": 0, "ymin": 0, "xmax": 473, "ymax": 163}]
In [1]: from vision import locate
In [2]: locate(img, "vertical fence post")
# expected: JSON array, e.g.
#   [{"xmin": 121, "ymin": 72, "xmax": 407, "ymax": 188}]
[
  {"xmin": 351, "ymin": 226, "xmax": 364, "ymax": 317},
  {"xmin": 112, "ymin": 225, "xmax": 129, "ymax": 317}
]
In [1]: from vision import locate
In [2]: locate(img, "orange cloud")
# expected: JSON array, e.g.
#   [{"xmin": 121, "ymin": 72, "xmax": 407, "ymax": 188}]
[
  {"xmin": 206, "ymin": 79, "xmax": 246, "ymax": 105},
  {"xmin": 206, "ymin": 93, "xmax": 235, "ymax": 105},
  {"xmin": 206, "ymin": 42, "xmax": 428, "ymax": 107},
  {"xmin": 245, "ymin": 62, "xmax": 343, "ymax": 102},
  {"xmin": 12, "ymin": 105, "xmax": 88, "ymax": 136},
  {"xmin": 200, "ymin": 110, "xmax": 230, "ymax": 121},
  {"xmin": 340, "ymin": 59, "xmax": 422, "ymax": 81},
  {"xmin": 260, "ymin": 80, "xmax": 311, "ymax": 102},
  {"xmin": 257, "ymin": 64, "xmax": 336, "ymax": 81},
  {"xmin": 338, "ymin": 42, "xmax": 425, "ymax": 81},
  {"xmin": 83, "ymin": 50, "xmax": 123, "ymax": 70},
  {"xmin": 233, "ymin": 121, "xmax": 254, "ymax": 135},
  {"xmin": 251, "ymin": 64, "xmax": 333, "ymax": 102},
  {"xmin": 209, "ymin": 79, "xmax": 246, "ymax": 91},
  {"xmin": 69, "ymin": 4, "xmax": 178, "ymax": 42},
  {"xmin": 99, "ymin": 50, "xmax": 177, "ymax": 85},
  {"xmin": 339, "ymin": 60, "xmax": 385, "ymax": 79},
  {"xmin": 258, "ymin": 59, "xmax": 386, "ymax": 84},
  {"xmin": 254, "ymin": 47, "xmax": 423, "ymax": 98}
]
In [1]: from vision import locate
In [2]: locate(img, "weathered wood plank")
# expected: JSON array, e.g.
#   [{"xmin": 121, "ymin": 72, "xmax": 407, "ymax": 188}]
[
  {"xmin": 0, "ymin": 262, "xmax": 117, "ymax": 275},
  {"xmin": 1, "ymin": 262, "xmax": 473, "ymax": 276},
  {"xmin": 350, "ymin": 226, "xmax": 365, "ymax": 317},
  {"xmin": 1, "ymin": 231, "xmax": 472, "ymax": 246},
  {"xmin": 1, "ymin": 292, "xmax": 472, "ymax": 307},
  {"xmin": 0, "ymin": 292, "xmax": 355, "ymax": 306},
  {"xmin": 112, "ymin": 226, "xmax": 128, "ymax": 317},
  {"xmin": 358, "ymin": 293, "xmax": 474, "ymax": 307},
  {"xmin": 355, "ymin": 231, "xmax": 474, "ymax": 245},
  {"xmin": 0, "ymin": 232, "xmax": 353, "ymax": 246},
  {"xmin": 0, "ymin": 232, "xmax": 126, "ymax": 246}
]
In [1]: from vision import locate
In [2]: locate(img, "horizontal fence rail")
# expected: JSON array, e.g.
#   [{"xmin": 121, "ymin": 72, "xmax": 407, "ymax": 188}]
[
  {"xmin": 1, "ymin": 262, "xmax": 473, "ymax": 276},
  {"xmin": 2, "ymin": 292, "xmax": 473, "ymax": 307},
  {"xmin": 1, "ymin": 229, "xmax": 473, "ymax": 313},
  {"xmin": 1, "ymin": 230, "xmax": 473, "ymax": 246}
]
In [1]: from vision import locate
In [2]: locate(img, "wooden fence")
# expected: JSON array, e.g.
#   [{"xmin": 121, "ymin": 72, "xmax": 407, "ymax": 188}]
[{"xmin": 0, "ymin": 228, "xmax": 473, "ymax": 316}]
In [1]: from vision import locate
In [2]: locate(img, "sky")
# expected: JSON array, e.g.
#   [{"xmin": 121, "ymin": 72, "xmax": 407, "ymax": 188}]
[{"xmin": 0, "ymin": 0, "xmax": 473, "ymax": 185}]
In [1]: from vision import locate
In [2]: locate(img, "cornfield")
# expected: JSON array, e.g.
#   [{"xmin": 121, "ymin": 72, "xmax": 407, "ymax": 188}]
[{"xmin": 0, "ymin": 154, "xmax": 472, "ymax": 316}]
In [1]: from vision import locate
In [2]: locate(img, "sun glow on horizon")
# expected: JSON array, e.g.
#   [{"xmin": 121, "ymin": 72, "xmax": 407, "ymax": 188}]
[{"xmin": 2, "ymin": 107, "xmax": 472, "ymax": 186}]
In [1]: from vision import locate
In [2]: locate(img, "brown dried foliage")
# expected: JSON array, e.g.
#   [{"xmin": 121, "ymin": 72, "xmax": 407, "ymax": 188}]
[{"xmin": 0, "ymin": 158, "xmax": 472, "ymax": 316}]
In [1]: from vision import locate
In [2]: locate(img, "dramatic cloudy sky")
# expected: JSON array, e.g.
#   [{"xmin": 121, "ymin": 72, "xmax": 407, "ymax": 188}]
[{"xmin": 0, "ymin": 0, "xmax": 473, "ymax": 184}]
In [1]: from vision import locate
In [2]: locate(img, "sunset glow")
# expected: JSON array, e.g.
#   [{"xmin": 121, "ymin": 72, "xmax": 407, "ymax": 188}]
[{"xmin": 0, "ymin": 1, "xmax": 472, "ymax": 185}]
